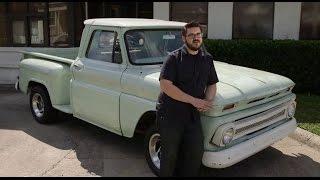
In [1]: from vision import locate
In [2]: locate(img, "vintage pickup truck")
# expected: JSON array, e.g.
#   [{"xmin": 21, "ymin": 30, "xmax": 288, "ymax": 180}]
[{"xmin": 16, "ymin": 18, "xmax": 297, "ymax": 176}]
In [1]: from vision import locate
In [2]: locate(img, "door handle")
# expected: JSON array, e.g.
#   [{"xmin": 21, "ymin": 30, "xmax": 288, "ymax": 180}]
[{"xmin": 73, "ymin": 63, "xmax": 83, "ymax": 71}]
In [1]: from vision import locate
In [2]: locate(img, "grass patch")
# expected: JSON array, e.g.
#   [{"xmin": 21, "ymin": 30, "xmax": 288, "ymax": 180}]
[{"xmin": 295, "ymin": 93, "xmax": 320, "ymax": 136}]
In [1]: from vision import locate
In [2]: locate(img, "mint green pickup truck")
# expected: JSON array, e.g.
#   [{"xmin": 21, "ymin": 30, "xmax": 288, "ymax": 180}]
[{"xmin": 16, "ymin": 18, "xmax": 297, "ymax": 176}]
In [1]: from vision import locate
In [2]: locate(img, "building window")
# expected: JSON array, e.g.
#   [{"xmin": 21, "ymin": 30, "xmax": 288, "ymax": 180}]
[
  {"xmin": 99, "ymin": 2, "xmax": 153, "ymax": 19},
  {"xmin": 12, "ymin": 20, "xmax": 26, "ymax": 44},
  {"xmin": 233, "ymin": 2, "xmax": 274, "ymax": 39},
  {"xmin": 0, "ymin": 3, "xmax": 8, "ymax": 46},
  {"xmin": 9, "ymin": 2, "xmax": 27, "ymax": 14},
  {"xmin": 4, "ymin": 2, "xmax": 48, "ymax": 47},
  {"xmin": 49, "ymin": 2, "xmax": 69, "ymax": 47},
  {"xmin": 137, "ymin": 2, "xmax": 153, "ymax": 18},
  {"xmin": 170, "ymin": 2, "xmax": 208, "ymax": 37},
  {"xmin": 105, "ymin": 3, "xmax": 135, "ymax": 17},
  {"xmin": 74, "ymin": 2, "xmax": 86, "ymax": 46},
  {"xmin": 300, "ymin": 2, "xmax": 320, "ymax": 40},
  {"xmin": 29, "ymin": 2, "xmax": 46, "ymax": 14},
  {"xmin": 0, "ymin": 18, "xmax": 8, "ymax": 46},
  {"xmin": 49, "ymin": 11, "xmax": 56, "ymax": 27},
  {"xmin": 30, "ymin": 19, "xmax": 45, "ymax": 44},
  {"xmin": 0, "ymin": 2, "xmax": 85, "ymax": 47},
  {"xmin": 0, "ymin": 2, "xmax": 6, "ymax": 13}
]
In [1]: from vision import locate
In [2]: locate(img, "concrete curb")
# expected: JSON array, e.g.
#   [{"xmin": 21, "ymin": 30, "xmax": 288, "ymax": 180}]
[{"xmin": 289, "ymin": 127, "xmax": 320, "ymax": 152}]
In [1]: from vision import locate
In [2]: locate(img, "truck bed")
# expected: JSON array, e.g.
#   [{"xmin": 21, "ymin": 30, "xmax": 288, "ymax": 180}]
[{"xmin": 18, "ymin": 48, "xmax": 78, "ymax": 114}]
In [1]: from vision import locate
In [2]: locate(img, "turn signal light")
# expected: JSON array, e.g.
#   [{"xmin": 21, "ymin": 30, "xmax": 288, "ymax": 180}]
[{"xmin": 223, "ymin": 104, "xmax": 235, "ymax": 111}]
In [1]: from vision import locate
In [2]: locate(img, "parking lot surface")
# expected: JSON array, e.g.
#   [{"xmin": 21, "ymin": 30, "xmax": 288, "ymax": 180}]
[{"xmin": 1, "ymin": 89, "xmax": 320, "ymax": 177}]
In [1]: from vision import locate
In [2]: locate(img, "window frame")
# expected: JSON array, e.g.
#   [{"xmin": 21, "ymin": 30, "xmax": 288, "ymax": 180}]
[
  {"xmin": 169, "ymin": 2, "xmax": 209, "ymax": 24},
  {"xmin": 10, "ymin": 17, "xmax": 28, "ymax": 47},
  {"xmin": 0, "ymin": 3, "xmax": 9, "ymax": 46},
  {"xmin": 4, "ymin": 2, "xmax": 49, "ymax": 47},
  {"xmin": 169, "ymin": 2, "xmax": 208, "ymax": 37},
  {"xmin": 137, "ymin": 2, "xmax": 153, "ymax": 19},
  {"xmin": 124, "ymin": 28, "xmax": 184, "ymax": 66},
  {"xmin": 232, "ymin": 2, "xmax": 275, "ymax": 40},
  {"xmin": 28, "ymin": 2, "xmax": 47, "ymax": 16},
  {"xmin": 0, "ymin": 2, "xmax": 85, "ymax": 47},
  {"xmin": 48, "ymin": 2, "xmax": 74, "ymax": 47},
  {"xmin": 29, "ymin": 16, "xmax": 48, "ymax": 47},
  {"xmin": 85, "ymin": 29, "xmax": 121, "ymax": 64}
]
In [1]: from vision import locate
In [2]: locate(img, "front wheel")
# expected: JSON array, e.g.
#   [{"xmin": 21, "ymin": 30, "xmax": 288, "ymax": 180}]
[{"xmin": 144, "ymin": 124, "xmax": 160, "ymax": 176}]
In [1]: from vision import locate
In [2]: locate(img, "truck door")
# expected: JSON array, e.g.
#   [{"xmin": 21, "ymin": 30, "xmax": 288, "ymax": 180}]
[{"xmin": 71, "ymin": 27, "xmax": 125, "ymax": 135}]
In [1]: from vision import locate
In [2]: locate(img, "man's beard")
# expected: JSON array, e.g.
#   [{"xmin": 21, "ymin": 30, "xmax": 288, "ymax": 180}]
[{"xmin": 185, "ymin": 40, "xmax": 202, "ymax": 51}]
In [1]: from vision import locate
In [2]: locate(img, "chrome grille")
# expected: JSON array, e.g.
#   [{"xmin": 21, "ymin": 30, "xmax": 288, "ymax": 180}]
[
  {"xmin": 235, "ymin": 109, "xmax": 285, "ymax": 135},
  {"xmin": 233, "ymin": 102, "xmax": 289, "ymax": 140},
  {"xmin": 211, "ymin": 99, "xmax": 295, "ymax": 147}
]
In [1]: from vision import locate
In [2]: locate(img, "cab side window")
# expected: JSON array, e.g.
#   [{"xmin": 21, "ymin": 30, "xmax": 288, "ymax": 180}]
[{"xmin": 86, "ymin": 30, "xmax": 121, "ymax": 63}]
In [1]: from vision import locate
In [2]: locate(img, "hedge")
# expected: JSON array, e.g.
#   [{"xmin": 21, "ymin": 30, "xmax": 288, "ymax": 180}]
[{"xmin": 203, "ymin": 39, "xmax": 320, "ymax": 94}]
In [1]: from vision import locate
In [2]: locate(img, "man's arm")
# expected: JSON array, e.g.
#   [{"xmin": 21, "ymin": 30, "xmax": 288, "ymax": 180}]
[
  {"xmin": 205, "ymin": 83, "xmax": 217, "ymax": 102},
  {"xmin": 198, "ymin": 56, "xmax": 219, "ymax": 112},
  {"xmin": 160, "ymin": 79, "xmax": 212, "ymax": 110},
  {"xmin": 197, "ymin": 84, "xmax": 217, "ymax": 112}
]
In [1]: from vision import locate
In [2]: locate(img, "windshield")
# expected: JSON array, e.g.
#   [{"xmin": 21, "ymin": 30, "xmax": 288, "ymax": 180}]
[{"xmin": 125, "ymin": 29, "xmax": 184, "ymax": 65}]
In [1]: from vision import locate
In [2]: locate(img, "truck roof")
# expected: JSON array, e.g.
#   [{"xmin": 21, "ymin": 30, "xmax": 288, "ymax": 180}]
[{"xmin": 84, "ymin": 18, "xmax": 186, "ymax": 28}]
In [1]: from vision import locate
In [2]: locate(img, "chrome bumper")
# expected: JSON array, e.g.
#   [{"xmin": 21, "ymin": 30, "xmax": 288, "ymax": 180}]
[{"xmin": 202, "ymin": 118, "xmax": 297, "ymax": 168}]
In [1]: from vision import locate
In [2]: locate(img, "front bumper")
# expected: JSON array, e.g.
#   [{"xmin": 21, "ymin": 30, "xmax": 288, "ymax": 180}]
[{"xmin": 202, "ymin": 118, "xmax": 297, "ymax": 168}]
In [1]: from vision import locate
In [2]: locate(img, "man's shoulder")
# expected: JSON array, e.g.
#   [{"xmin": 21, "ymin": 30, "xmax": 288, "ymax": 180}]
[
  {"xmin": 201, "ymin": 49, "xmax": 214, "ymax": 65},
  {"xmin": 202, "ymin": 49, "xmax": 213, "ymax": 59},
  {"xmin": 168, "ymin": 47, "xmax": 183, "ymax": 59},
  {"xmin": 162, "ymin": 48, "xmax": 182, "ymax": 65}
]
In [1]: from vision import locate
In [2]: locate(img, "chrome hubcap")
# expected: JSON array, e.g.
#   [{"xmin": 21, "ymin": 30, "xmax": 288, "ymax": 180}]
[
  {"xmin": 32, "ymin": 93, "xmax": 44, "ymax": 118},
  {"xmin": 149, "ymin": 133, "xmax": 161, "ymax": 169}
]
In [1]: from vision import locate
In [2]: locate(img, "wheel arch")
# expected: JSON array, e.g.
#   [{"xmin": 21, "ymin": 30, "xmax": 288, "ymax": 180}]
[
  {"xmin": 28, "ymin": 81, "xmax": 49, "ymax": 96},
  {"xmin": 134, "ymin": 110, "xmax": 156, "ymax": 136}
]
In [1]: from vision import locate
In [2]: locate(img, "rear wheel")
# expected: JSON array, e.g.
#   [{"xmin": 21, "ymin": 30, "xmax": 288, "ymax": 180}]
[
  {"xmin": 29, "ymin": 86, "xmax": 58, "ymax": 124},
  {"xmin": 144, "ymin": 124, "xmax": 160, "ymax": 176}
]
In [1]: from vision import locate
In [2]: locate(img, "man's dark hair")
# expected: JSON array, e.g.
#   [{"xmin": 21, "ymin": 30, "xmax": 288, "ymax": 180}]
[{"xmin": 182, "ymin": 22, "xmax": 203, "ymax": 37}]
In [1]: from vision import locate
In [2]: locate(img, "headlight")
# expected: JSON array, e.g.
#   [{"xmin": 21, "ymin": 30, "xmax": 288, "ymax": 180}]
[
  {"xmin": 211, "ymin": 123, "xmax": 235, "ymax": 147},
  {"xmin": 222, "ymin": 128, "xmax": 234, "ymax": 145},
  {"xmin": 287, "ymin": 102, "xmax": 296, "ymax": 118}
]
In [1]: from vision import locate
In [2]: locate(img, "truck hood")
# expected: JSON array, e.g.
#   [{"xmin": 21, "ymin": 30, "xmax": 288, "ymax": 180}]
[{"xmin": 139, "ymin": 61, "xmax": 295, "ymax": 116}]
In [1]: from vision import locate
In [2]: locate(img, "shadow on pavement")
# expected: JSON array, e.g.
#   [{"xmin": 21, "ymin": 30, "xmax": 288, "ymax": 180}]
[{"xmin": 200, "ymin": 147, "xmax": 320, "ymax": 177}]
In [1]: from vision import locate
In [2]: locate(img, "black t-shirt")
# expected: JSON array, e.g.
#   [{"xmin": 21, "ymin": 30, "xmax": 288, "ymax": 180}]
[{"xmin": 158, "ymin": 45, "xmax": 219, "ymax": 110}]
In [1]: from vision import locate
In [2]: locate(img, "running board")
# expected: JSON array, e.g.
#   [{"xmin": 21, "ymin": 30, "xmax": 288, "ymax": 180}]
[{"xmin": 52, "ymin": 105, "xmax": 73, "ymax": 114}]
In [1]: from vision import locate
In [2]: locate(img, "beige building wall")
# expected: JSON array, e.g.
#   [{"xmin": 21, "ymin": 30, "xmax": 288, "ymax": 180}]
[
  {"xmin": 153, "ymin": 2, "xmax": 170, "ymax": 21},
  {"xmin": 273, "ymin": 2, "xmax": 302, "ymax": 40},
  {"xmin": 208, "ymin": 2, "xmax": 234, "ymax": 39}
]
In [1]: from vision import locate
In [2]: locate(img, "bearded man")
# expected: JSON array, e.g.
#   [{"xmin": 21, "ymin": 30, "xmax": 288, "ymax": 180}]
[{"xmin": 157, "ymin": 22, "xmax": 219, "ymax": 177}]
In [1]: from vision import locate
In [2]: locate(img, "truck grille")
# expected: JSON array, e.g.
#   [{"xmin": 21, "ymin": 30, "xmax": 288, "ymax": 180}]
[
  {"xmin": 235, "ymin": 109, "xmax": 285, "ymax": 135},
  {"xmin": 233, "ymin": 102, "xmax": 289, "ymax": 140}
]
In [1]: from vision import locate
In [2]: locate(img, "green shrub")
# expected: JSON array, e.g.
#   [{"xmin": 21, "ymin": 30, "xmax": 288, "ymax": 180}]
[{"xmin": 204, "ymin": 39, "xmax": 320, "ymax": 94}]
